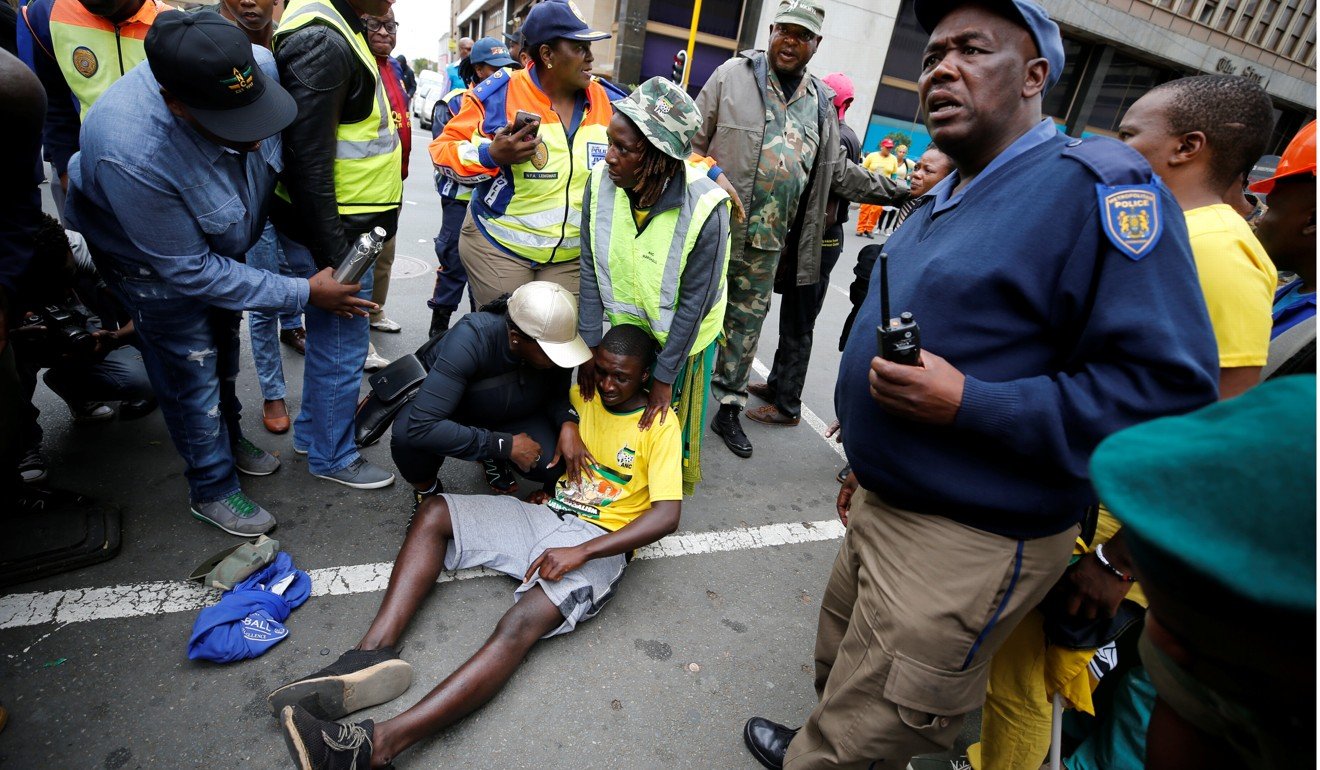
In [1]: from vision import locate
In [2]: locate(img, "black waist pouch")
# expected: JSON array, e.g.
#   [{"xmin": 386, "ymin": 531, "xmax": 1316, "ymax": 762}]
[{"xmin": 354, "ymin": 353, "xmax": 428, "ymax": 447}]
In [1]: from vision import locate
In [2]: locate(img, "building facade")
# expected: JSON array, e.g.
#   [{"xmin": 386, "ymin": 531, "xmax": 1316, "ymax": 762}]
[{"xmin": 449, "ymin": 0, "xmax": 1314, "ymax": 154}]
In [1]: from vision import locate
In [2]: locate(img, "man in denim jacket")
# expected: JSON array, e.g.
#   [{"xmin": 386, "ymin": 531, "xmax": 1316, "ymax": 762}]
[{"xmin": 65, "ymin": 12, "xmax": 371, "ymax": 536}]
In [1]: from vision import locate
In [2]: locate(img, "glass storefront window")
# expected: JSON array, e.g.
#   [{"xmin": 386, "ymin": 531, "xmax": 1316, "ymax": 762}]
[{"xmin": 1086, "ymin": 53, "xmax": 1174, "ymax": 133}]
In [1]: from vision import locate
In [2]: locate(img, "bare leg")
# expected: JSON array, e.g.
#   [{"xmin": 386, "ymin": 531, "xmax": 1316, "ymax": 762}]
[
  {"xmin": 368, "ymin": 585, "xmax": 563, "ymax": 767},
  {"xmin": 358, "ymin": 496, "xmax": 454, "ymax": 651}
]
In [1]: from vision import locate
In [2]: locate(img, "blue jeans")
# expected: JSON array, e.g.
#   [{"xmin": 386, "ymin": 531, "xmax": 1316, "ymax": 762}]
[
  {"xmin": 430, "ymin": 197, "xmax": 474, "ymax": 312},
  {"xmin": 17, "ymin": 344, "xmax": 156, "ymax": 450},
  {"xmin": 278, "ymin": 233, "xmax": 371, "ymax": 475},
  {"xmin": 246, "ymin": 222, "xmax": 309, "ymax": 401},
  {"xmin": 111, "ymin": 276, "xmax": 244, "ymax": 504}
]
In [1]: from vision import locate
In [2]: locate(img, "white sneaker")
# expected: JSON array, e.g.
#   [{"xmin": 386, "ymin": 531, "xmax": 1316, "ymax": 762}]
[
  {"xmin": 364, "ymin": 343, "xmax": 390, "ymax": 372},
  {"xmin": 370, "ymin": 317, "xmax": 402, "ymax": 333}
]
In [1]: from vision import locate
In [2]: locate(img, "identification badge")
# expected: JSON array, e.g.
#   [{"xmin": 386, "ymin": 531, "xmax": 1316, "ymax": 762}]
[
  {"xmin": 1096, "ymin": 184, "xmax": 1162, "ymax": 261},
  {"xmin": 586, "ymin": 142, "xmax": 608, "ymax": 169}
]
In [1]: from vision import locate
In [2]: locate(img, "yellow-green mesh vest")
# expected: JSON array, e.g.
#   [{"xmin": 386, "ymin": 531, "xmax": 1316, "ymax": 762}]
[
  {"xmin": 587, "ymin": 160, "xmax": 729, "ymax": 352},
  {"xmin": 48, "ymin": 3, "xmax": 154, "ymax": 119},
  {"xmin": 273, "ymin": 0, "xmax": 402, "ymax": 214}
]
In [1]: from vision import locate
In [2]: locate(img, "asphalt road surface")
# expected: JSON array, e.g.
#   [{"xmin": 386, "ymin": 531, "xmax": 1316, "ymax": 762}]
[{"xmin": 0, "ymin": 123, "xmax": 976, "ymax": 769}]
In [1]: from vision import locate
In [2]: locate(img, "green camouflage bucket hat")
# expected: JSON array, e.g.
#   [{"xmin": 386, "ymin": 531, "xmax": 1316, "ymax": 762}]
[{"xmin": 614, "ymin": 76, "xmax": 701, "ymax": 160}]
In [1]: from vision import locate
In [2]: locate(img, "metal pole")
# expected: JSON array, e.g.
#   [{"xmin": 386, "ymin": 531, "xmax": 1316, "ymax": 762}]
[{"xmin": 682, "ymin": 0, "xmax": 703, "ymax": 89}]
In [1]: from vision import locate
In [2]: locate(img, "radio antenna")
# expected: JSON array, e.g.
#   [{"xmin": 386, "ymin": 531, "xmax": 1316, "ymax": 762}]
[{"xmin": 879, "ymin": 252, "xmax": 891, "ymax": 327}]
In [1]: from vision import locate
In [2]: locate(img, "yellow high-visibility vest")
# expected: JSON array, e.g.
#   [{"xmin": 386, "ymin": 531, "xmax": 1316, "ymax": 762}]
[
  {"xmin": 586, "ymin": 159, "xmax": 729, "ymax": 352},
  {"xmin": 274, "ymin": 0, "xmax": 402, "ymax": 214}
]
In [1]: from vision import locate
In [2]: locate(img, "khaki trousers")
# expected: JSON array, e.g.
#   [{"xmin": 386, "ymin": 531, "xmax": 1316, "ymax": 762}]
[
  {"xmin": 457, "ymin": 210, "xmax": 579, "ymax": 307},
  {"xmin": 369, "ymin": 236, "xmax": 396, "ymax": 322},
  {"xmin": 783, "ymin": 490, "xmax": 1077, "ymax": 770}
]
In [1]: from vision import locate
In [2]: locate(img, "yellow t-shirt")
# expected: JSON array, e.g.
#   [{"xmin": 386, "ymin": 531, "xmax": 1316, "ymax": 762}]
[
  {"xmin": 863, "ymin": 151, "xmax": 899, "ymax": 178},
  {"xmin": 546, "ymin": 386, "xmax": 683, "ymax": 532},
  {"xmin": 1185, "ymin": 204, "xmax": 1277, "ymax": 368}
]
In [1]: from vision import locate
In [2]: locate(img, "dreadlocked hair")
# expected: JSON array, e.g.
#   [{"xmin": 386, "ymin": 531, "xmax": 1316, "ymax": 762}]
[{"xmin": 631, "ymin": 143, "xmax": 684, "ymax": 210}]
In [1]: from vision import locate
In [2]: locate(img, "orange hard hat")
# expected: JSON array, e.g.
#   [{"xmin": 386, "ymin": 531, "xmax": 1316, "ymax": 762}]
[{"xmin": 1249, "ymin": 120, "xmax": 1316, "ymax": 195}]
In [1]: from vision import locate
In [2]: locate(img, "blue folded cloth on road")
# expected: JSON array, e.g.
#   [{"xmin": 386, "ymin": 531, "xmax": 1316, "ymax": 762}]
[{"xmin": 188, "ymin": 551, "xmax": 311, "ymax": 663}]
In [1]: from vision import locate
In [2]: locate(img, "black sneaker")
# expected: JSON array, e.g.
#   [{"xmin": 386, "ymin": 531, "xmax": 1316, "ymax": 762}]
[
  {"xmin": 482, "ymin": 459, "xmax": 519, "ymax": 495},
  {"xmin": 18, "ymin": 447, "xmax": 46, "ymax": 483},
  {"xmin": 267, "ymin": 647, "xmax": 413, "ymax": 719},
  {"xmin": 711, "ymin": 404, "xmax": 753, "ymax": 458},
  {"xmin": 280, "ymin": 703, "xmax": 374, "ymax": 770},
  {"xmin": 408, "ymin": 480, "xmax": 444, "ymax": 530}
]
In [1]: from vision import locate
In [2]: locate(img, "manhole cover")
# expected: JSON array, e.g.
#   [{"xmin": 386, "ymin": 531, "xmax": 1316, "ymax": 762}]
[{"xmin": 391, "ymin": 255, "xmax": 433, "ymax": 279}]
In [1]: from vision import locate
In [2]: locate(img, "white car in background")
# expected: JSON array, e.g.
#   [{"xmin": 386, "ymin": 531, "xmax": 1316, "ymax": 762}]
[{"xmin": 412, "ymin": 70, "xmax": 450, "ymax": 130}]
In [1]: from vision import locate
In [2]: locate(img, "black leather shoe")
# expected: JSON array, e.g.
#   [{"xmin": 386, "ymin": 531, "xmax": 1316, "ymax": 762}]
[
  {"xmin": 711, "ymin": 404, "xmax": 753, "ymax": 458},
  {"xmin": 743, "ymin": 717, "xmax": 798, "ymax": 769}
]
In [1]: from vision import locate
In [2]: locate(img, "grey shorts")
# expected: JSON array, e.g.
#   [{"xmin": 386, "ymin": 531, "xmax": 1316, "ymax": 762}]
[{"xmin": 441, "ymin": 493, "xmax": 626, "ymax": 638}]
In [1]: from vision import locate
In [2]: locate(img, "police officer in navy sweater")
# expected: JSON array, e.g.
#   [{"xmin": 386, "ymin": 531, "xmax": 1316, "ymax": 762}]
[{"xmin": 742, "ymin": 1, "xmax": 1219, "ymax": 768}]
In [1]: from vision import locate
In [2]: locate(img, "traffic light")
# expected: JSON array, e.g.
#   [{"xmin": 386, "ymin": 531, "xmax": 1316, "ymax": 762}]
[{"xmin": 672, "ymin": 50, "xmax": 688, "ymax": 84}]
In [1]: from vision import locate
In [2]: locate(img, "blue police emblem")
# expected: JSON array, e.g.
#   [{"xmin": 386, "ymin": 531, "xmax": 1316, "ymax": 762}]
[
  {"xmin": 587, "ymin": 142, "xmax": 608, "ymax": 169},
  {"xmin": 1097, "ymin": 184, "xmax": 1162, "ymax": 260}
]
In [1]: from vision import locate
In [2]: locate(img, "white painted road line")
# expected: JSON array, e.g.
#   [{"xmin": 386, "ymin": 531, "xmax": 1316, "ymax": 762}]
[
  {"xmin": 0, "ymin": 520, "xmax": 844, "ymax": 631},
  {"xmin": 751, "ymin": 358, "xmax": 847, "ymax": 462}
]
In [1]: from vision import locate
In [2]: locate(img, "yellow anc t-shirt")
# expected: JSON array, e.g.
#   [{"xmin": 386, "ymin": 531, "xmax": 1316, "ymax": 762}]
[
  {"xmin": 546, "ymin": 386, "xmax": 683, "ymax": 532},
  {"xmin": 1184, "ymin": 204, "xmax": 1278, "ymax": 368}
]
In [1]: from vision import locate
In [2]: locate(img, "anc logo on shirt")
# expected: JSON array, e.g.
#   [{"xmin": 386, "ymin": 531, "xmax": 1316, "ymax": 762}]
[
  {"xmin": 616, "ymin": 445, "xmax": 636, "ymax": 469},
  {"xmin": 71, "ymin": 46, "xmax": 98, "ymax": 78},
  {"xmin": 1097, "ymin": 184, "xmax": 1162, "ymax": 261},
  {"xmin": 223, "ymin": 66, "xmax": 256, "ymax": 94}
]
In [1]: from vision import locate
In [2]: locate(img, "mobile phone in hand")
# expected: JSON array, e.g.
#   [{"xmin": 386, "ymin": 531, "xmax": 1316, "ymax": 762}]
[{"xmin": 512, "ymin": 109, "xmax": 541, "ymax": 138}]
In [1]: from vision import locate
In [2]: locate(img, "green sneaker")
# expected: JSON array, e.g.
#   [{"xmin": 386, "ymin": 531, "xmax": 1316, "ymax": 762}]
[
  {"xmin": 234, "ymin": 436, "xmax": 281, "ymax": 476},
  {"xmin": 191, "ymin": 492, "xmax": 276, "ymax": 536}
]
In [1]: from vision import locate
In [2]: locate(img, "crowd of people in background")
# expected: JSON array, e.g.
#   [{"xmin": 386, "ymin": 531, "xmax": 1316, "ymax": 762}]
[{"xmin": 0, "ymin": 0, "xmax": 1315, "ymax": 767}]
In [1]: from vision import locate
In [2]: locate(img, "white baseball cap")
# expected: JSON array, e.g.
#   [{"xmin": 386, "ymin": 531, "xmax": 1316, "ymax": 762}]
[{"xmin": 507, "ymin": 282, "xmax": 592, "ymax": 368}]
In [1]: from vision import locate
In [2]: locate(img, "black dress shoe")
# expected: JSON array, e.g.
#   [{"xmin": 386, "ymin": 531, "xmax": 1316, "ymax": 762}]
[
  {"xmin": 711, "ymin": 404, "xmax": 753, "ymax": 458},
  {"xmin": 743, "ymin": 717, "xmax": 798, "ymax": 769}
]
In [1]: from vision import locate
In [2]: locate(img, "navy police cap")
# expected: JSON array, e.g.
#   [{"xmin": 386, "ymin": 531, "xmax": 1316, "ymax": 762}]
[
  {"xmin": 913, "ymin": 0, "xmax": 1065, "ymax": 93},
  {"xmin": 519, "ymin": 0, "xmax": 610, "ymax": 49}
]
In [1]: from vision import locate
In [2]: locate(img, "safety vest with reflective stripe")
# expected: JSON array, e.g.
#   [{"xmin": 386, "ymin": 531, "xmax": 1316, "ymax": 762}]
[
  {"xmin": 46, "ymin": 0, "xmax": 165, "ymax": 119},
  {"xmin": 435, "ymin": 87, "xmax": 473, "ymax": 203},
  {"xmin": 432, "ymin": 67, "xmax": 616, "ymax": 265},
  {"xmin": 587, "ymin": 160, "xmax": 729, "ymax": 352},
  {"xmin": 273, "ymin": 0, "xmax": 402, "ymax": 214}
]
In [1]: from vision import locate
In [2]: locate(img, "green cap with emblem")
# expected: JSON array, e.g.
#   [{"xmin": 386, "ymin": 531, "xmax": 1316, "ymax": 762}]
[
  {"xmin": 773, "ymin": 0, "xmax": 825, "ymax": 36},
  {"xmin": 614, "ymin": 76, "xmax": 702, "ymax": 160}
]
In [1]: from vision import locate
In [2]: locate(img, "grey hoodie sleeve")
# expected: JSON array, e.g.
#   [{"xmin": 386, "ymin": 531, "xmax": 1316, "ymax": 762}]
[
  {"xmin": 577, "ymin": 180, "xmax": 605, "ymax": 348},
  {"xmin": 655, "ymin": 202, "xmax": 730, "ymax": 383}
]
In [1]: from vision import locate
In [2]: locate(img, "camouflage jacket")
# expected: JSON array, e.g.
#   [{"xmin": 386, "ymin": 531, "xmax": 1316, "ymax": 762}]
[{"xmin": 692, "ymin": 50, "xmax": 907, "ymax": 286}]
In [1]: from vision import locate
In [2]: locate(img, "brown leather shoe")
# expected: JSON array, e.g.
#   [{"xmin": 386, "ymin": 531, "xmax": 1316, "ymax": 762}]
[
  {"xmin": 746, "ymin": 382, "xmax": 775, "ymax": 402},
  {"xmin": 262, "ymin": 399, "xmax": 291, "ymax": 434},
  {"xmin": 280, "ymin": 328, "xmax": 306, "ymax": 356},
  {"xmin": 745, "ymin": 404, "xmax": 800, "ymax": 426}
]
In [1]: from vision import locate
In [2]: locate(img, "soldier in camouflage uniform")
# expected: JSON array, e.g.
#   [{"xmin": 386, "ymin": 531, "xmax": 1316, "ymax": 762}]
[{"xmin": 692, "ymin": 0, "xmax": 906, "ymax": 458}]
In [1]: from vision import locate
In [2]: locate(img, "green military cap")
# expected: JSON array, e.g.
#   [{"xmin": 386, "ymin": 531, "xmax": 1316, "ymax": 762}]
[
  {"xmin": 188, "ymin": 535, "xmax": 280, "ymax": 591},
  {"xmin": 614, "ymin": 76, "xmax": 702, "ymax": 160},
  {"xmin": 1090, "ymin": 375, "xmax": 1316, "ymax": 611},
  {"xmin": 773, "ymin": 0, "xmax": 825, "ymax": 36}
]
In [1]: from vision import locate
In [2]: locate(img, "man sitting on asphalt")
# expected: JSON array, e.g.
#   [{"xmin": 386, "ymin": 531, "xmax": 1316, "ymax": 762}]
[{"xmin": 267, "ymin": 324, "xmax": 684, "ymax": 770}]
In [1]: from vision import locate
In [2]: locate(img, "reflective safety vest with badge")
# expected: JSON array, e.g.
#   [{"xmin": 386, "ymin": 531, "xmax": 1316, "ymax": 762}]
[
  {"xmin": 42, "ymin": 0, "xmax": 166, "ymax": 118},
  {"xmin": 434, "ymin": 87, "xmax": 473, "ymax": 203},
  {"xmin": 273, "ymin": 0, "xmax": 402, "ymax": 215},
  {"xmin": 432, "ymin": 67, "xmax": 617, "ymax": 265},
  {"xmin": 586, "ymin": 159, "xmax": 730, "ymax": 352}
]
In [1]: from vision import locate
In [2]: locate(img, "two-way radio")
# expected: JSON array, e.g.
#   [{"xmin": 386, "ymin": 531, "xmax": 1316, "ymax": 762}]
[{"xmin": 875, "ymin": 252, "xmax": 922, "ymax": 366}]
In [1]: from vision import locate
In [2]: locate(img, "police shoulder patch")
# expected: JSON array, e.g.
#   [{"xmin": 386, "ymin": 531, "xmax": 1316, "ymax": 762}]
[{"xmin": 1097, "ymin": 183, "xmax": 1162, "ymax": 261}]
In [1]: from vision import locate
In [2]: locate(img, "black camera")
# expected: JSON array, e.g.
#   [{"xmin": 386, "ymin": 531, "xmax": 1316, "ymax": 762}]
[{"xmin": 21, "ymin": 304, "xmax": 97, "ymax": 357}]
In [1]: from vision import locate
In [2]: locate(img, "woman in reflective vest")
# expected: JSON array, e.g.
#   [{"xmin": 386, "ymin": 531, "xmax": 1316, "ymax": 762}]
[
  {"xmin": 430, "ymin": 0, "xmax": 620, "ymax": 306},
  {"xmin": 578, "ymin": 78, "xmax": 732, "ymax": 495}
]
